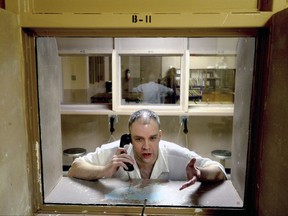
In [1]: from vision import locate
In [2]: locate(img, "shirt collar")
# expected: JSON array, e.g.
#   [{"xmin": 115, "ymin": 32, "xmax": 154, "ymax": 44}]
[
  {"xmin": 150, "ymin": 144, "xmax": 169, "ymax": 179},
  {"xmin": 126, "ymin": 143, "xmax": 170, "ymax": 179}
]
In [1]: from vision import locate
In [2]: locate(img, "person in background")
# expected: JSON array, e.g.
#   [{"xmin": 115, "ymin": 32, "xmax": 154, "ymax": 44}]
[
  {"xmin": 160, "ymin": 67, "xmax": 177, "ymax": 103},
  {"xmin": 132, "ymin": 74, "xmax": 173, "ymax": 104},
  {"xmin": 68, "ymin": 109, "xmax": 227, "ymax": 190}
]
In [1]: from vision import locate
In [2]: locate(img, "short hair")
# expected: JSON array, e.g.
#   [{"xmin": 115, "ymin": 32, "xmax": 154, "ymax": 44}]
[{"xmin": 128, "ymin": 109, "xmax": 160, "ymax": 131}]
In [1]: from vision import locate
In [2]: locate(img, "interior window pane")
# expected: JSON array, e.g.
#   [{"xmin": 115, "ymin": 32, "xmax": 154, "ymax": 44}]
[
  {"xmin": 189, "ymin": 56, "xmax": 236, "ymax": 105},
  {"xmin": 120, "ymin": 55, "xmax": 181, "ymax": 105},
  {"xmin": 61, "ymin": 55, "xmax": 112, "ymax": 105}
]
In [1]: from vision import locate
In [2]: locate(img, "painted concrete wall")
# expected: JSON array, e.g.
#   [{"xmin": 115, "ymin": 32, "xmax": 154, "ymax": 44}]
[
  {"xmin": 62, "ymin": 115, "xmax": 233, "ymax": 168},
  {"xmin": 37, "ymin": 38, "xmax": 63, "ymax": 198},
  {"xmin": 0, "ymin": 9, "xmax": 32, "ymax": 215},
  {"xmin": 231, "ymin": 38, "xmax": 255, "ymax": 200}
]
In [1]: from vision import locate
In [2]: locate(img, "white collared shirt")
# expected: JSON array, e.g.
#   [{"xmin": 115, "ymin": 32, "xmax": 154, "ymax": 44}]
[{"xmin": 76, "ymin": 140, "xmax": 226, "ymax": 180}]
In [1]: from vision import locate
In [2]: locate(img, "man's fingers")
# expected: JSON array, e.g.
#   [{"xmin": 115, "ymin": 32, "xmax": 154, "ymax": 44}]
[
  {"xmin": 116, "ymin": 147, "xmax": 126, "ymax": 155},
  {"xmin": 179, "ymin": 176, "xmax": 197, "ymax": 190},
  {"xmin": 113, "ymin": 152, "xmax": 134, "ymax": 162},
  {"xmin": 187, "ymin": 158, "xmax": 196, "ymax": 168},
  {"xmin": 179, "ymin": 183, "xmax": 188, "ymax": 191}
]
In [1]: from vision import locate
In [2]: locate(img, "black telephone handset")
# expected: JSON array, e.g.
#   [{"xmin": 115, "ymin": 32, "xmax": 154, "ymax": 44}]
[{"xmin": 119, "ymin": 134, "xmax": 134, "ymax": 172}]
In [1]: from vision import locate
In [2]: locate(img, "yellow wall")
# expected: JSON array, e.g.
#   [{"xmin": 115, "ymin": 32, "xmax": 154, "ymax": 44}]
[
  {"xmin": 4, "ymin": 0, "xmax": 288, "ymax": 29},
  {"xmin": 0, "ymin": 9, "xmax": 32, "ymax": 215},
  {"xmin": 62, "ymin": 56, "xmax": 89, "ymax": 90}
]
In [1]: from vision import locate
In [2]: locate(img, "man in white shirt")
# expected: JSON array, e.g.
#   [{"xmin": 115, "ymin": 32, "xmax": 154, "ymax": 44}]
[
  {"xmin": 132, "ymin": 81, "xmax": 173, "ymax": 104},
  {"xmin": 68, "ymin": 109, "xmax": 227, "ymax": 190},
  {"xmin": 132, "ymin": 74, "xmax": 173, "ymax": 104}
]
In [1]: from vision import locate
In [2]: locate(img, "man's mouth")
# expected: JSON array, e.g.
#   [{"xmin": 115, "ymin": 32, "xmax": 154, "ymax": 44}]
[{"xmin": 142, "ymin": 153, "xmax": 152, "ymax": 159}]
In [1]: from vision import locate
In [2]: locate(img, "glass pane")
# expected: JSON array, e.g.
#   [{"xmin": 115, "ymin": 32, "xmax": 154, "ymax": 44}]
[
  {"xmin": 61, "ymin": 55, "xmax": 112, "ymax": 105},
  {"xmin": 189, "ymin": 56, "xmax": 236, "ymax": 105},
  {"xmin": 120, "ymin": 55, "xmax": 181, "ymax": 105},
  {"xmin": 36, "ymin": 37, "xmax": 256, "ymax": 210}
]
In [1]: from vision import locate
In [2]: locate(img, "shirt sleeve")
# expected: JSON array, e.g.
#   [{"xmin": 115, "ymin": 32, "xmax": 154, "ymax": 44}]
[
  {"xmin": 158, "ymin": 84, "xmax": 173, "ymax": 94},
  {"xmin": 75, "ymin": 140, "xmax": 120, "ymax": 165},
  {"xmin": 132, "ymin": 84, "xmax": 143, "ymax": 93}
]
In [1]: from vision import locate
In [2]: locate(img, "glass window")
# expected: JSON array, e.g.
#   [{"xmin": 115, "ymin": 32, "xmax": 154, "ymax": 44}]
[
  {"xmin": 60, "ymin": 55, "xmax": 112, "ymax": 105},
  {"xmin": 120, "ymin": 55, "xmax": 181, "ymax": 105},
  {"xmin": 36, "ymin": 36, "xmax": 255, "ymax": 212},
  {"xmin": 189, "ymin": 64, "xmax": 236, "ymax": 105},
  {"xmin": 188, "ymin": 38, "xmax": 238, "ymax": 114}
]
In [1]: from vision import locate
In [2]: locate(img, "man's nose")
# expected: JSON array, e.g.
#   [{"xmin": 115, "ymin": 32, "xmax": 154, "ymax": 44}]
[{"xmin": 142, "ymin": 139, "xmax": 150, "ymax": 149}]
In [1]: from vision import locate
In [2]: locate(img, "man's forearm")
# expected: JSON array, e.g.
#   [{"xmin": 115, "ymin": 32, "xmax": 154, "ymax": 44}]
[
  {"xmin": 67, "ymin": 161, "xmax": 106, "ymax": 180},
  {"xmin": 197, "ymin": 165, "xmax": 226, "ymax": 182}
]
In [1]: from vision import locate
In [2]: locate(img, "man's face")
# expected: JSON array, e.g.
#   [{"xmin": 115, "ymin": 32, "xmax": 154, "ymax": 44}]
[{"xmin": 130, "ymin": 118, "xmax": 162, "ymax": 167}]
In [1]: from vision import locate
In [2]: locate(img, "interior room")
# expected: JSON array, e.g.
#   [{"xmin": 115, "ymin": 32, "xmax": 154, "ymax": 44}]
[{"xmin": 1, "ymin": 0, "xmax": 288, "ymax": 216}]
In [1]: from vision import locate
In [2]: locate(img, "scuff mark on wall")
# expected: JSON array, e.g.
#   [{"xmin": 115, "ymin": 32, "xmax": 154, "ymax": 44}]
[
  {"xmin": 222, "ymin": 13, "xmax": 229, "ymax": 26},
  {"xmin": 35, "ymin": 141, "xmax": 42, "ymax": 185}
]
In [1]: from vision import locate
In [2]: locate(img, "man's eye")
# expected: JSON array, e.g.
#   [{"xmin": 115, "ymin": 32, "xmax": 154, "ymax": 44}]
[{"xmin": 135, "ymin": 138, "xmax": 142, "ymax": 142}]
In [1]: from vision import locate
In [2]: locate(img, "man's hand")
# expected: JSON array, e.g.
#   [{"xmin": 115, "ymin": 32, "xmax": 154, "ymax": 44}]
[
  {"xmin": 103, "ymin": 148, "xmax": 134, "ymax": 177},
  {"xmin": 179, "ymin": 158, "xmax": 227, "ymax": 190},
  {"xmin": 179, "ymin": 158, "xmax": 201, "ymax": 190}
]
